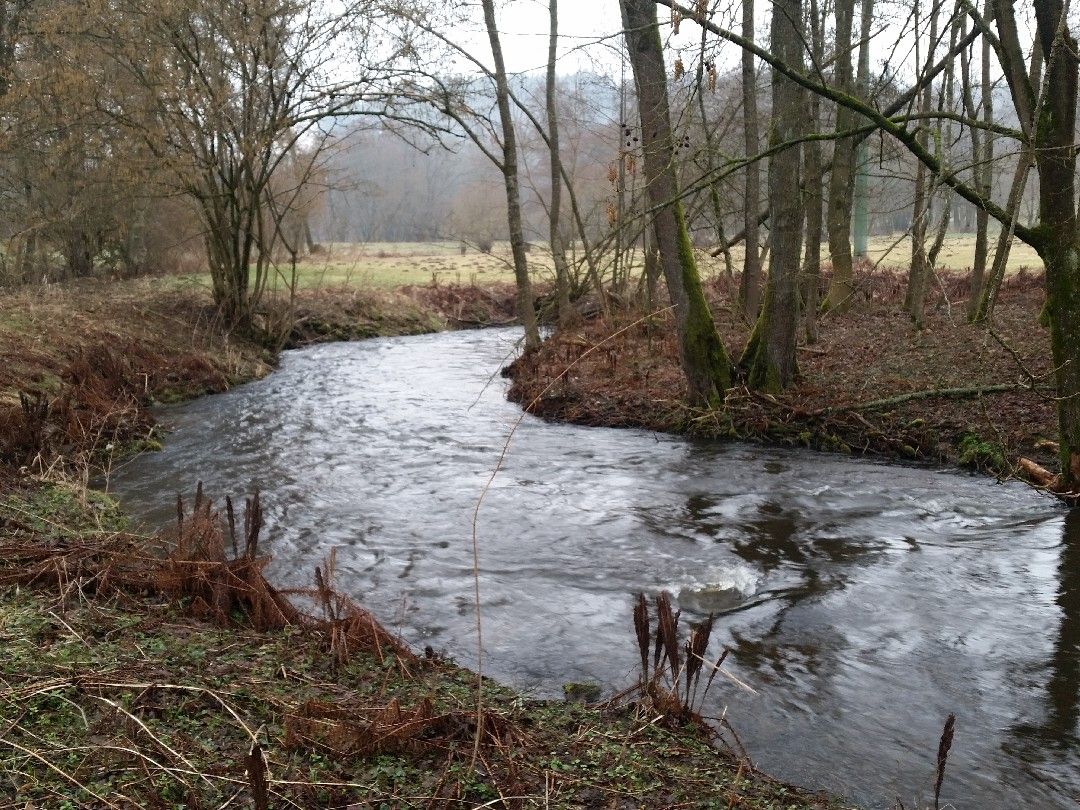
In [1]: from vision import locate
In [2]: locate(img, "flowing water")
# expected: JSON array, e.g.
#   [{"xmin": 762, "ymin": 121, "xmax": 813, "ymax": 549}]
[{"xmin": 108, "ymin": 328, "xmax": 1080, "ymax": 809}]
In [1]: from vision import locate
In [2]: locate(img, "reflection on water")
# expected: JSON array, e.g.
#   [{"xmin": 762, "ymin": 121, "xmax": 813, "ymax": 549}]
[
  {"xmin": 1008, "ymin": 510, "xmax": 1080, "ymax": 774},
  {"xmin": 108, "ymin": 328, "xmax": 1079, "ymax": 809}
]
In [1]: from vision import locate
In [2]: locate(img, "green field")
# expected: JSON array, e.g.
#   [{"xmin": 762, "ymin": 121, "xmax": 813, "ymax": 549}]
[{"xmin": 168, "ymin": 233, "xmax": 1045, "ymax": 294}]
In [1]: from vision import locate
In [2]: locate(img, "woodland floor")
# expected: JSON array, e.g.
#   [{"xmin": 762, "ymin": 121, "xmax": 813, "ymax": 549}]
[
  {"xmin": 0, "ymin": 274, "xmax": 845, "ymax": 808},
  {"xmin": 508, "ymin": 267, "xmax": 1060, "ymax": 490}
]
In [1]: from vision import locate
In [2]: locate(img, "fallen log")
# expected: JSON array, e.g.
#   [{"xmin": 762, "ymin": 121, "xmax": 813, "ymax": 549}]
[{"xmin": 1018, "ymin": 457, "xmax": 1058, "ymax": 489}]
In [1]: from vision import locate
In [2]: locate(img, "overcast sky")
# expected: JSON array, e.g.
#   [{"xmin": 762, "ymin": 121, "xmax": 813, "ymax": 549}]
[
  {"xmin": 457, "ymin": 1, "xmax": 763, "ymax": 78},
  {"xmin": 470, "ymin": 1, "xmax": 1031, "ymax": 84}
]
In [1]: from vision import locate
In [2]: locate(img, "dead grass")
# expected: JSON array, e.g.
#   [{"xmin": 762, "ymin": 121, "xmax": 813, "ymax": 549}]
[
  {"xmin": 0, "ymin": 484, "xmax": 848, "ymax": 808},
  {"xmin": 0, "ymin": 276, "xmax": 521, "ymax": 489},
  {"xmin": 507, "ymin": 267, "xmax": 1058, "ymax": 482}
]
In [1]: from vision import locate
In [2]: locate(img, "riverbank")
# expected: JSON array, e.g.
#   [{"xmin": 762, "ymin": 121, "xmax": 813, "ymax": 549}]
[
  {"xmin": 0, "ymin": 276, "xmax": 845, "ymax": 807},
  {"xmin": 0, "ymin": 277, "xmax": 519, "ymax": 476},
  {"xmin": 0, "ymin": 483, "xmax": 846, "ymax": 807},
  {"xmin": 507, "ymin": 268, "xmax": 1060, "ymax": 490}
]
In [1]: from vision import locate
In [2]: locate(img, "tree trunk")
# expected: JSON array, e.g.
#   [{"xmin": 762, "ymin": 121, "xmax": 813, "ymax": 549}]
[
  {"xmin": 975, "ymin": 151, "xmax": 1035, "ymax": 321},
  {"xmin": 851, "ymin": 0, "xmax": 874, "ymax": 261},
  {"xmin": 739, "ymin": 0, "xmax": 762, "ymax": 317},
  {"xmin": 1025, "ymin": 0, "xmax": 1080, "ymax": 487},
  {"xmin": 65, "ymin": 230, "xmax": 95, "ymax": 279},
  {"xmin": 802, "ymin": 0, "xmax": 824, "ymax": 344},
  {"xmin": 963, "ymin": 7, "xmax": 992, "ymax": 319},
  {"xmin": 696, "ymin": 25, "xmax": 733, "ymax": 279},
  {"xmin": 926, "ymin": 15, "xmax": 960, "ymax": 273},
  {"xmin": 975, "ymin": 46, "xmax": 1042, "ymax": 322},
  {"xmin": 821, "ymin": 0, "xmax": 857, "ymax": 312},
  {"xmin": 620, "ymin": 0, "xmax": 732, "ymax": 406},
  {"xmin": 482, "ymin": 0, "xmax": 540, "ymax": 349},
  {"xmin": 742, "ymin": 0, "xmax": 805, "ymax": 391},
  {"xmin": 644, "ymin": 224, "xmax": 659, "ymax": 312},
  {"xmin": 546, "ymin": 0, "xmax": 573, "ymax": 328},
  {"xmin": 904, "ymin": 0, "xmax": 940, "ymax": 328}
]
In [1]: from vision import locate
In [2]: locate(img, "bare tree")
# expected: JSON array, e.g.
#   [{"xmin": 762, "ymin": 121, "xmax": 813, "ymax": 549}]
[
  {"xmin": 662, "ymin": 0, "xmax": 1080, "ymax": 488},
  {"xmin": 903, "ymin": 0, "xmax": 942, "ymax": 328},
  {"xmin": 960, "ymin": 5, "xmax": 991, "ymax": 318},
  {"xmin": 851, "ymin": 0, "xmax": 874, "ymax": 260},
  {"xmin": 620, "ymin": 0, "xmax": 732, "ymax": 406},
  {"xmin": 481, "ymin": 0, "xmax": 540, "ymax": 348},
  {"xmin": 801, "ymin": 0, "xmax": 825, "ymax": 343},
  {"xmin": 741, "ymin": 0, "xmax": 805, "ymax": 389},
  {"xmin": 547, "ymin": 0, "xmax": 573, "ymax": 327},
  {"xmin": 96, "ymin": 0, "xmax": 417, "ymax": 332},
  {"xmin": 693, "ymin": 16, "xmax": 733, "ymax": 278},
  {"xmin": 739, "ymin": 0, "xmax": 762, "ymax": 317},
  {"xmin": 822, "ymin": 0, "xmax": 858, "ymax": 312}
]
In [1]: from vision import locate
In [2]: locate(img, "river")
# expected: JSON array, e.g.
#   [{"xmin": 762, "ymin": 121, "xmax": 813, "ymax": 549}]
[{"xmin": 107, "ymin": 328, "xmax": 1079, "ymax": 809}]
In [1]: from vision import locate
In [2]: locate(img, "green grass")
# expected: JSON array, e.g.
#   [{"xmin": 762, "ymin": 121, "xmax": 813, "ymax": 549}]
[
  {"xmin": 1, "ymin": 481, "xmax": 128, "ymax": 538},
  {"xmin": 0, "ymin": 587, "xmax": 845, "ymax": 808}
]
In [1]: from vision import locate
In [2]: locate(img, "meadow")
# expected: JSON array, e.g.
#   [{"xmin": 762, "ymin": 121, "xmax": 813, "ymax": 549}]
[{"xmin": 164, "ymin": 232, "xmax": 1044, "ymax": 294}]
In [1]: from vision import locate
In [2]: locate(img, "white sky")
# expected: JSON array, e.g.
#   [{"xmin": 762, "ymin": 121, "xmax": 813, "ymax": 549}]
[
  {"xmin": 476, "ymin": 1, "xmax": 1035, "ymax": 84},
  {"xmin": 461, "ymin": 1, "xmax": 767, "ymax": 77},
  {"xmin": 449, "ymin": 1, "xmax": 624, "ymax": 75}
]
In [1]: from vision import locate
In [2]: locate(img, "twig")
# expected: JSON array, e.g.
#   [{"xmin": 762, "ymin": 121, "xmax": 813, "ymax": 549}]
[
  {"xmin": 468, "ymin": 305, "xmax": 676, "ymax": 765},
  {"xmin": 808, "ymin": 383, "xmax": 1021, "ymax": 416},
  {"xmin": 0, "ymin": 730, "xmax": 122, "ymax": 809}
]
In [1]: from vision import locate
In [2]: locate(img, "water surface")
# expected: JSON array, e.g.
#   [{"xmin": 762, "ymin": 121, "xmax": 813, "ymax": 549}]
[{"xmin": 109, "ymin": 328, "xmax": 1079, "ymax": 809}]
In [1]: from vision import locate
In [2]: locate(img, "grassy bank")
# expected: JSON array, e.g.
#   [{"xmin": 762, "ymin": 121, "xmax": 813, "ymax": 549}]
[
  {"xmin": 0, "ymin": 482, "xmax": 843, "ymax": 808},
  {"xmin": 0, "ymin": 277, "xmax": 519, "ymax": 476},
  {"xmin": 0, "ymin": 275, "xmax": 845, "ymax": 808},
  {"xmin": 507, "ymin": 268, "xmax": 1059, "ymax": 488}
]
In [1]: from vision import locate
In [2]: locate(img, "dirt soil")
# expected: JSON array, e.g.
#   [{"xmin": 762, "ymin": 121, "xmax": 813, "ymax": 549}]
[{"xmin": 507, "ymin": 268, "xmax": 1059, "ymax": 487}]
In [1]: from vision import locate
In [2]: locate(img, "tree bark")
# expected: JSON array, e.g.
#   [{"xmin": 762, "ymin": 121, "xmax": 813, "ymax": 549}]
[
  {"xmin": 802, "ymin": 0, "xmax": 824, "ymax": 344},
  {"xmin": 546, "ymin": 0, "xmax": 573, "ymax": 328},
  {"xmin": 482, "ymin": 0, "xmax": 540, "ymax": 349},
  {"xmin": 742, "ymin": 0, "xmax": 805, "ymax": 391},
  {"xmin": 1027, "ymin": 0, "xmax": 1080, "ymax": 488},
  {"xmin": 926, "ymin": 15, "xmax": 960, "ymax": 273},
  {"xmin": 821, "ymin": 0, "xmax": 857, "ymax": 312},
  {"xmin": 739, "ymin": 0, "xmax": 762, "ymax": 317},
  {"xmin": 851, "ymin": 0, "xmax": 874, "ymax": 260},
  {"xmin": 904, "ymin": 0, "xmax": 940, "ymax": 328},
  {"xmin": 695, "ymin": 23, "xmax": 733, "ymax": 278},
  {"xmin": 620, "ymin": 0, "xmax": 732, "ymax": 406},
  {"xmin": 963, "ymin": 4, "xmax": 993, "ymax": 319},
  {"xmin": 974, "ymin": 46, "xmax": 1042, "ymax": 322}
]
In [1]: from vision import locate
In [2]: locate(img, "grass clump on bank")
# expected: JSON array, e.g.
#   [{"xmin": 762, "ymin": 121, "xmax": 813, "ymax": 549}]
[{"xmin": 0, "ymin": 485, "xmax": 844, "ymax": 808}]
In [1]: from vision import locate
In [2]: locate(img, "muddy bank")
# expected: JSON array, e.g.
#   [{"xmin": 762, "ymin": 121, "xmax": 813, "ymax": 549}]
[{"xmin": 506, "ymin": 268, "xmax": 1058, "ymax": 486}]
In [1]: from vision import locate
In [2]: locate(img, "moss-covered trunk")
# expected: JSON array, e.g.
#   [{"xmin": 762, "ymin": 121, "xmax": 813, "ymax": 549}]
[
  {"xmin": 620, "ymin": 0, "xmax": 732, "ymax": 406},
  {"xmin": 1031, "ymin": 0, "xmax": 1080, "ymax": 489},
  {"xmin": 1044, "ymin": 244, "xmax": 1080, "ymax": 488},
  {"xmin": 821, "ymin": 0, "xmax": 856, "ymax": 313},
  {"xmin": 742, "ymin": 0, "xmax": 805, "ymax": 392},
  {"xmin": 482, "ymin": 0, "xmax": 540, "ymax": 350}
]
